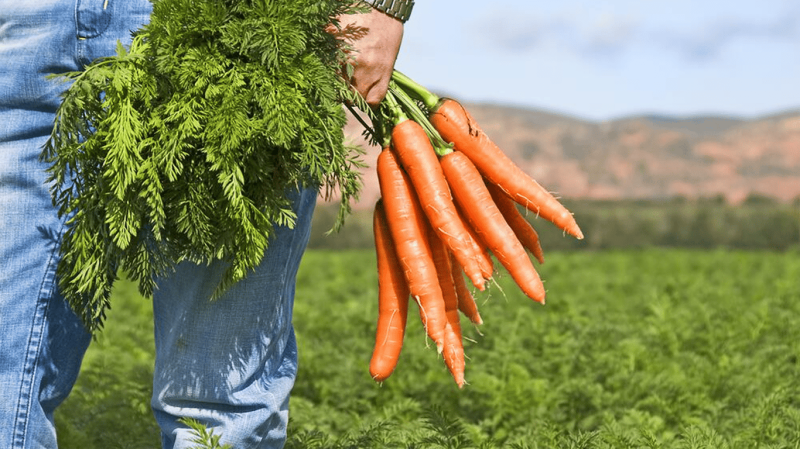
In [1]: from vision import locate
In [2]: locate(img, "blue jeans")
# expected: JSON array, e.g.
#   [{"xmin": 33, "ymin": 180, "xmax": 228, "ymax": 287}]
[{"xmin": 0, "ymin": 0, "xmax": 314, "ymax": 447}]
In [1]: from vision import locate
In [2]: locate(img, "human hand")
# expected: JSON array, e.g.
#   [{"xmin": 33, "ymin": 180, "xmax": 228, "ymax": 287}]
[{"xmin": 333, "ymin": 8, "xmax": 404, "ymax": 108}]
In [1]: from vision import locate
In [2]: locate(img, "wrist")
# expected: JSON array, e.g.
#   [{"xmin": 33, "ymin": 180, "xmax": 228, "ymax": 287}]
[{"xmin": 362, "ymin": 0, "xmax": 414, "ymax": 23}]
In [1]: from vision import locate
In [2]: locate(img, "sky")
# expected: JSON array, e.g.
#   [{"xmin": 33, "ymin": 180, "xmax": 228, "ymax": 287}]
[{"xmin": 394, "ymin": 0, "xmax": 800, "ymax": 121}]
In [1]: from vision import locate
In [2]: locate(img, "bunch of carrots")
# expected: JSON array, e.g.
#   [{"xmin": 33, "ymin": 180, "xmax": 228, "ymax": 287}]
[{"xmin": 366, "ymin": 71, "xmax": 584, "ymax": 388}]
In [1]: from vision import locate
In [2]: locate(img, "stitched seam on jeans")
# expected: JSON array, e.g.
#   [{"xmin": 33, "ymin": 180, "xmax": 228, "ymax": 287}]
[
  {"xmin": 11, "ymin": 226, "xmax": 61, "ymax": 448},
  {"xmin": 74, "ymin": 0, "xmax": 85, "ymax": 63}
]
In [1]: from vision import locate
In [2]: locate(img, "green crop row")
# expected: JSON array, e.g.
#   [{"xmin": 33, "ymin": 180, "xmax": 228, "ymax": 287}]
[{"xmin": 57, "ymin": 249, "xmax": 800, "ymax": 448}]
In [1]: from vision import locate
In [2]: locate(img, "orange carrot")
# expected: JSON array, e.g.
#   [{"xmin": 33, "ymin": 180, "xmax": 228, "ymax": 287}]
[
  {"xmin": 369, "ymin": 200, "xmax": 411, "ymax": 382},
  {"xmin": 450, "ymin": 252, "xmax": 482, "ymax": 325},
  {"xmin": 428, "ymin": 226, "xmax": 466, "ymax": 387},
  {"xmin": 440, "ymin": 150, "xmax": 546, "ymax": 304},
  {"xmin": 429, "ymin": 98, "xmax": 583, "ymax": 240},
  {"xmin": 453, "ymin": 176, "xmax": 494, "ymax": 279},
  {"xmin": 390, "ymin": 118, "xmax": 488, "ymax": 292},
  {"xmin": 487, "ymin": 181, "xmax": 545, "ymax": 265},
  {"xmin": 376, "ymin": 147, "xmax": 447, "ymax": 350}
]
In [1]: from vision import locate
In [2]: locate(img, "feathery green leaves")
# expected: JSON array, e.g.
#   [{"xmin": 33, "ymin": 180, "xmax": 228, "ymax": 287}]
[{"xmin": 42, "ymin": 0, "xmax": 364, "ymax": 332}]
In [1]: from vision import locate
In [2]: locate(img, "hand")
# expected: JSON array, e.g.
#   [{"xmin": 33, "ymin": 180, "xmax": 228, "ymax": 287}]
[{"xmin": 333, "ymin": 8, "xmax": 404, "ymax": 108}]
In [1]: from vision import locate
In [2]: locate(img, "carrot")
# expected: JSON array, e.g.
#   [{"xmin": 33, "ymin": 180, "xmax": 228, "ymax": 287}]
[
  {"xmin": 487, "ymin": 181, "xmax": 545, "ymax": 265},
  {"xmin": 376, "ymin": 147, "xmax": 448, "ymax": 350},
  {"xmin": 391, "ymin": 71, "xmax": 582, "ymax": 240},
  {"xmin": 369, "ymin": 200, "xmax": 411, "ymax": 382},
  {"xmin": 453, "ymin": 174, "xmax": 494, "ymax": 279},
  {"xmin": 428, "ymin": 226, "xmax": 466, "ymax": 387},
  {"xmin": 431, "ymin": 99, "xmax": 582, "ymax": 240},
  {"xmin": 441, "ymin": 150, "xmax": 546, "ymax": 304},
  {"xmin": 389, "ymin": 112, "xmax": 488, "ymax": 292},
  {"xmin": 450, "ymin": 252, "xmax": 482, "ymax": 325}
]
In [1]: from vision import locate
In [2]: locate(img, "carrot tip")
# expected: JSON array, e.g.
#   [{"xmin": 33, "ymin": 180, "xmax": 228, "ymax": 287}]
[
  {"xmin": 472, "ymin": 278, "xmax": 486, "ymax": 291},
  {"xmin": 370, "ymin": 374, "xmax": 387, "ymax": 383}
]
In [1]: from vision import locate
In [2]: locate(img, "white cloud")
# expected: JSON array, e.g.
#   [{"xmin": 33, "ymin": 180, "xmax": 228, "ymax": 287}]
[
  {"xmin": 473, "ymin": 3, "xmax": 799, "ymax": 61},
  {"xmin": 580, "ymin": 13, "xmax": 637, "ymax": 55},
  {"xmin": 656, "ymin": 7, "xmax": 800, "ymax": 61},
  {"xmin": 477, "ymin": 14, "xmax": 546, "ymax": 52},
  {"xmin": 472, "ymin": 8, "xmax": 640, "ymax": 59}
]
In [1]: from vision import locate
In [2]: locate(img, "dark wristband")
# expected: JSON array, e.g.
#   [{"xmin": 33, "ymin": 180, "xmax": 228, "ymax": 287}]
[{"xmin": 363, "ymin": 0, "xmax": 414, "ymax": 23}]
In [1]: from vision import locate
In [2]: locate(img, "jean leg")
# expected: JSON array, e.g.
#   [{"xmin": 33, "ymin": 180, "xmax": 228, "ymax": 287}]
[
  {"xmin": 0, "ymin": 1, "xmax": 89, "ymax": 446},
  {"xmin": 152, "ymin": 186, "xmax": 317, "ymax": 449},
  {"xmin": 0, "ymin": 0, "xmax": 150, "ymax": 447}
]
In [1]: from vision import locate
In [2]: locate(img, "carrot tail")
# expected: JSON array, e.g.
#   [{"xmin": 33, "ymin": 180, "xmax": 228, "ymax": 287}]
[
  {"xmin": 441, "ymin": 151, "xmax": 546, "ymax": 304},
  {"xmin": 430, "ymin": 98, "xmax": 583, "ymax": 240},
  {"xmin": 487, "ymin": 181, "xmax": 545, "ymax": 265},
  {"xmin": 377, "ymin": 147, "xmax": 448, "ymax": 350},
  {"xmin": 428, "ymin": 227, "xmax": 466, "ymax": 387},
  {"xmin": 455, "ymin": 204, "xmax": 494, "ymax": 278},
  {"xmin": 450, "ymin": 252, "xmax": 482, "ymax": 325},
  {"xmin": 369, "ymin": 200, "xmax": 411, "ymax": 382}
]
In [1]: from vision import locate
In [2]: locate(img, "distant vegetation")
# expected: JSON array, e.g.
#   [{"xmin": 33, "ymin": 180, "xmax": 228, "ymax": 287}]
[{"xmin": 310, "ymin": 196, "xmax": 800, "ymax": 252}]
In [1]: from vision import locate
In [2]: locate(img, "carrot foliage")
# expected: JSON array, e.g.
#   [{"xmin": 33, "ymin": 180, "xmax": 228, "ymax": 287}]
[{"xmin": 42, "ymin": 0, "xmax": 365, "ymax": 331}]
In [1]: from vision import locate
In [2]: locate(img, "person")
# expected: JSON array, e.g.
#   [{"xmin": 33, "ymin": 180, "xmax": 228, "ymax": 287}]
[{"xmin": 0, "ymin": 0, "xmax": 408, "ymax": 447}]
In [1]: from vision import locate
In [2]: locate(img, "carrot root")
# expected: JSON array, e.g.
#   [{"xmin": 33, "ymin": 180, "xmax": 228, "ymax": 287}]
[
  {"xmin": 430, "ymin": 98, "xmax": 583, "ymax": 240},
  {"xmin": 450, "ymin": 252, "xmax": 482, "ymax": 325},
  {"xmin": 369, "ymin": 200, "xmax": 411, "ymax": 382},
  {"xmin": 487, "ymin": 181, "xmax": 545, "ymax": 265},
  {"xmin": 391, "ymin": 120, "xmax": 488, "ymax": 291},
  {"xmin": 429, "ymin": 227, "xmax": 466, "ymax": 387},
  {"xmin": 440, "ymin": 151, "xmax": 546, "ymax": 304},
  {"xmin": 377, "ymin": 147, "xmax": 448, "ymax": 350}
]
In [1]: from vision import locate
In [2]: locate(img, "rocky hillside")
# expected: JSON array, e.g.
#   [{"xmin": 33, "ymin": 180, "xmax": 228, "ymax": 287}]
[{"xmin": 337, "ymin": 104, "xmax": 800, "ymax": 209}]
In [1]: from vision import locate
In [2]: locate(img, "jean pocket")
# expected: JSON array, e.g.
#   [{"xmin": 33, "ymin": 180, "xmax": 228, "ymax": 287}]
[{"xmin": 76, "ymin": 0, "xmax": 113, "ymax": 39}]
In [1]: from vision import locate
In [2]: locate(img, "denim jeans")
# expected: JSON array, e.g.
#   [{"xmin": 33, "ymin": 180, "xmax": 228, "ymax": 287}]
[{"xmin": 0, "ymin": 0, "xmax": 314, "ymax": 447}]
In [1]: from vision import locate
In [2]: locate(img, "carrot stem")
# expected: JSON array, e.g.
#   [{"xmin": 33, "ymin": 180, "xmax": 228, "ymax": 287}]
[
  {"xmin": 383, "ymin": 92, "xmax": 409, "ymax": 125},
  {"xmin": 392, "ymin": 70, "xmax": 439, "ymax": 110},
  {"xmin": 387, "ymin": 86, "xmax": 452, "ymax": 157}
]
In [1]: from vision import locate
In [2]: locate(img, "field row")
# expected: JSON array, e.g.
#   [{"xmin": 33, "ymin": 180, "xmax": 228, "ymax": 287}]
[{"xmin": 57, "ymin": 249, "xmax": 800, "ymax": 448}]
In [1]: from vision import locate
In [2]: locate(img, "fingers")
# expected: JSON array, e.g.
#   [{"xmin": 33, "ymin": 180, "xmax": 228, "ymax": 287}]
[{"xmin": 334, "ymin": 8, "xmax": 404, "ymax": 107}]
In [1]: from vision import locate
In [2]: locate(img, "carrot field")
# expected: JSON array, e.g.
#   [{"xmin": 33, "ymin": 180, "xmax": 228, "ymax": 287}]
[{"xmin": 56, "ymin": 248, "xmax": 800, "ymax": 448}]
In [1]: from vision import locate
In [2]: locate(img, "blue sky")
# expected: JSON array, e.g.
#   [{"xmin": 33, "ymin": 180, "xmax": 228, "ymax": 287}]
[{"xmin": 394, "ymin": 0, "xmax": 800, "ymax": 121}]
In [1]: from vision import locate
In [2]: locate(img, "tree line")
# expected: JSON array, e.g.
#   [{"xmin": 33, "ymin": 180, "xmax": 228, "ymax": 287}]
[{"xmin": 309, "ymin": 195, "xmax": 800, "ymax": 252}]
